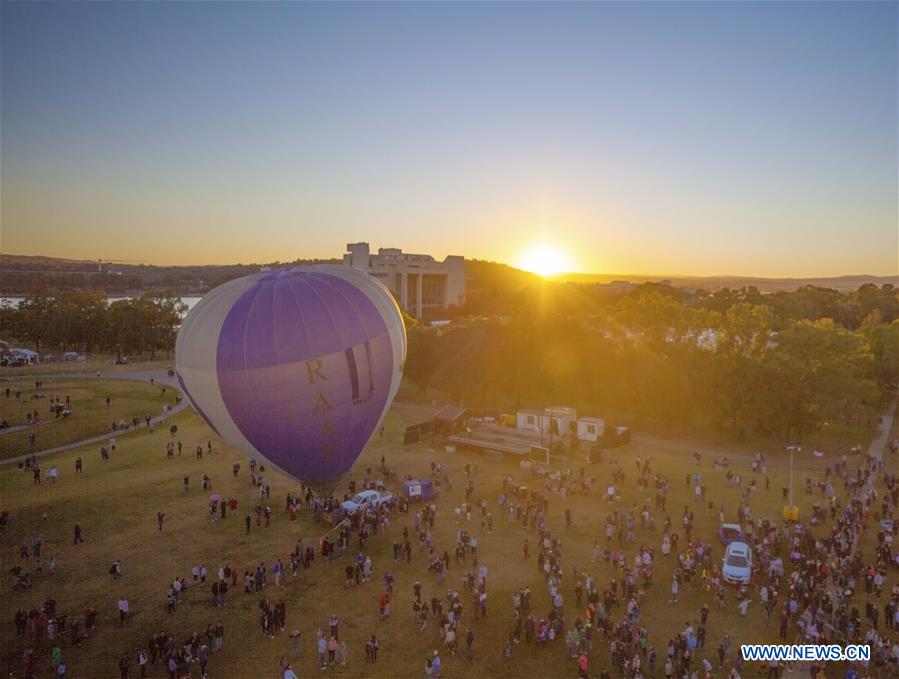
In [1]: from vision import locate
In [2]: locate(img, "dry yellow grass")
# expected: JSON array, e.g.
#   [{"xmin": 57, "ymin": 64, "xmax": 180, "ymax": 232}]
[
  {"xmin": 0, "ymin": 379, "xmax": 176, "ymax": 461},
  {"xmin": 0, "ymin": 390, "xmax": 894, "ymax": 678}
]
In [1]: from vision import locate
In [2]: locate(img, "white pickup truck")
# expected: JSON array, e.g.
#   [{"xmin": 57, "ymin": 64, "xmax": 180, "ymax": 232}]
[{"xmin": 340, "ymin": 489, "xmax": 394, "ymax": 515}]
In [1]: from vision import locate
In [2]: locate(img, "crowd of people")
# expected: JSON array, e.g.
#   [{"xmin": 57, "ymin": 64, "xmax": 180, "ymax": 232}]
[{"xmin": 3, "ymin": 375, "xmax": 898, "ymax": 678}]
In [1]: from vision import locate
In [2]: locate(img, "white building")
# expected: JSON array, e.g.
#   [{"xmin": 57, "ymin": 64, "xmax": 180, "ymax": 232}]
[
  {"xmin": 576, "ymin": 417, "xmax": 605, "ymax": 442},
  {"xmin": 8, "ymin": 348, "xmax": 39, "ymax": 364},
  {"xmin": 343, "ymin": 243, "xmax": 465, "ymax": 319},
  {"xmin": 516, "ymin": 409, "xmax": 543, "ymax": 432},
  {"xmin": 515, "ymin": 406, "xmax": 578, "ymax": 436}
]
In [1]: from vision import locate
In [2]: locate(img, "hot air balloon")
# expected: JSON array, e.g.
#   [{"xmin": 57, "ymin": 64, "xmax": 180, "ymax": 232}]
[{"xmin": 175, "ymin": 266, "xmax": 406, "ymax": 488}]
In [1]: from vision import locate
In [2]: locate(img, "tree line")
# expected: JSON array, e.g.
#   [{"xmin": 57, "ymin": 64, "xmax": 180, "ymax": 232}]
[
  {"xmin": 1, "ymin": 291, "xmax": 187, "ymax": 360},
  {"xmin": 407, "ymin": 283, "xmax": 899, "ymax": 443},
  {"xmin": 0, "ymin": 254, "xmax": 340, "ymax": 295},
  {"xmin": 3, "ymin": 279, "xmax": 896, "ymax": 444}
]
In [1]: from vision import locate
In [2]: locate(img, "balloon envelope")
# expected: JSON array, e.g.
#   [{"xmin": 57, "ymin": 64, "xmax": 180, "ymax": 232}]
[{"xmin": 175, "ymin": 266, "xmax": 406, "ymax": 487}]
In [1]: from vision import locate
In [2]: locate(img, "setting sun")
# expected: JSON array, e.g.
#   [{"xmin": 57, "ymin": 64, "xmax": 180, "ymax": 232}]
[{"xmin": 517, "ymin": 243, "xmax": 572, "ymax": 277}]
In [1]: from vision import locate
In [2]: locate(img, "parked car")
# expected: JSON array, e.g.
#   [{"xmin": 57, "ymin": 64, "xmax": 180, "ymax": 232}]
[
  {"xmin": 341, "ymin": 490, "xmax": 394, "ymax": 514},
  {"xmin": 717, "ymin": 523, "xmax": 745, "ymax": 545},
  {"xmin": 722, "ymin": 541, "xmax": 753, "ymax": 585}
]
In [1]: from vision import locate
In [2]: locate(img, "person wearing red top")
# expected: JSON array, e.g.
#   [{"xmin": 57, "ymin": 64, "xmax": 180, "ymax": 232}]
[{"xmin": 578, "ymin": 653, "xmax": 589, "ymax": 677}]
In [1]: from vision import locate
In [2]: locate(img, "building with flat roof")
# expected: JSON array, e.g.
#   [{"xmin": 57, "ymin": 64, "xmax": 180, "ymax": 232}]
[{"xmin": 342, "ymin": 243, "xmax": 465, "ymax": 318}]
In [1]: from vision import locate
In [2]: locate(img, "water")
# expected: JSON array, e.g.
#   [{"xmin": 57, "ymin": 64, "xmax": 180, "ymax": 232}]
[{"xmin": 1, "ymin": 296, "xmax": 203, "ymax": 312}]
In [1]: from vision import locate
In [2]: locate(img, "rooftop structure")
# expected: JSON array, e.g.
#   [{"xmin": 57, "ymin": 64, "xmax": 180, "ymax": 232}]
[{"xmin": 343, "ymin": 243, "xmax": 465, "ymax": 319}]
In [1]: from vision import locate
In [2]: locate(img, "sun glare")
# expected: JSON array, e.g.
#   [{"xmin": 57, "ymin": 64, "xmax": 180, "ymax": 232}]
[{"xmin": 517, "ymin": 243, "xmax": 572, "ymax": 277}]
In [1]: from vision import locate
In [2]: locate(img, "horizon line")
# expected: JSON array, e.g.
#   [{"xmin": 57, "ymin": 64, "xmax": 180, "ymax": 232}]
[{"xmin": 0, "ymin": 250, "xmax": 897, "ymax": 282}]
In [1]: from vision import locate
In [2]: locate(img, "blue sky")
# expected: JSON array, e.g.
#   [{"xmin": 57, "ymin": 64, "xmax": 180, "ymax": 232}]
[{"xmin": 2, "ymin": 1, "xmax": 896, "ymax": 276}]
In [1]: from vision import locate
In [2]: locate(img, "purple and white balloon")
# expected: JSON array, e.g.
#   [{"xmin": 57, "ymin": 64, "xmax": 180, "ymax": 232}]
[{"xmin": 175, "ymin": 266, "xmax": 406, "ymax": 487}]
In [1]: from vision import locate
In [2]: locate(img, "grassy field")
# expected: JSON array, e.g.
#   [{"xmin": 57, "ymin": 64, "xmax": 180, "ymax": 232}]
[
  {"xmin": 0, "ymin": 379, "xmax": 178, "ymax": 460},
  {"xmin": 0, "ymin": 398, "xmax": 894, "ymax": 678},
  {"xmin": 400, "ymin": 385, "xmax": 885, "ymax": 460},
  {"xmin": 0, "ymin": 357, "xmax": 172, "ymax": 378}
]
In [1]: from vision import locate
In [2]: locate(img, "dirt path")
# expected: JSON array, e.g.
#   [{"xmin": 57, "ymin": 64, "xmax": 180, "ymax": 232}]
[{"xmin": 865, "ymin": 399, "xmax": 896, "ymax": 463}]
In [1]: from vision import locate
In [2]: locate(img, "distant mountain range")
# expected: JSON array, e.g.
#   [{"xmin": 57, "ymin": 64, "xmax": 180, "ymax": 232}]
[{"xmin": 554, "ymin": 272, "xmax": 898, "ymax": 292}]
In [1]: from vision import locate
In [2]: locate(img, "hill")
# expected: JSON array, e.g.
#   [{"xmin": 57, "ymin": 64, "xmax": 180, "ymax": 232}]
[
  {"xmin": 1, "ymin": 253, "xmax": 895, "ymax": 296},
  {"xmin": 555, "ymin": 272, "xmax": 899, "ymax": 293}
]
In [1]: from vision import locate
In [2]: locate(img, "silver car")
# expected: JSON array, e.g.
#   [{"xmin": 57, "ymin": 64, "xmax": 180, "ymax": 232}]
[{"xmin": 722, "ymin": 541, "xmax": 752, "ymax": 585}]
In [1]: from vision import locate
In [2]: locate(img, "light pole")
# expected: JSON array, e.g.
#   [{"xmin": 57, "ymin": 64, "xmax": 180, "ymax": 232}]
[{"xmin": 785, "ymin": 444, "xmax": 801, "ymax": 511}]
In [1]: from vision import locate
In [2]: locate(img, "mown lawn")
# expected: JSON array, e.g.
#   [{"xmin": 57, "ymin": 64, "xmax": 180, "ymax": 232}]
[
  {"xmin": 0, "ymin": 379, "xmax": 179, "ymax": 460},
  {"xmin": 0, "ymin": 357, "xmax": 172, "ymax": 379},
  {"xmin": 0, "ymin": 399, "xmax": 894, "ymax": 678}
]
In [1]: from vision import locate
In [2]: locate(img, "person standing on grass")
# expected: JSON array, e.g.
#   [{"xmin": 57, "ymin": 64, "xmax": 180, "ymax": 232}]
[
  {"xmin": 198, "ymin": 643, "xmax": 209, "ymax": 675},
  {"xmin": 118, "ymin": 654, "xmax": 130, "ymax": 679},
  {"xmin": 290, "ymin": 629, "xmax": 300, "ymax": 658},
  {"xmin": 51, "ymin": 645, "xmax": 62, "ymax": 673},
  {"xmin": 379, "ymin": 592, "xmax": 392, "ymax": 620},
  {"xmin": 317, "ymin": 634, "xmax": 327, "ymax": 670},
  {"xmin": 578, "ymin": 653, "xmax": 589, "ymax": 678},
  {"xmin": 137, "ymin": 648, "xmax": 148, "ymax": 677},
  {"xmin": 118, "ymin": 596, "xmax": 129, "ymax": 624}
]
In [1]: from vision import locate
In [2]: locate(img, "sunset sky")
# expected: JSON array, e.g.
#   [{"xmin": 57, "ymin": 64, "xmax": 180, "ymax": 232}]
[{"xmin": 2, "ymin": 2, "xmax": 896, "ymax": 277}]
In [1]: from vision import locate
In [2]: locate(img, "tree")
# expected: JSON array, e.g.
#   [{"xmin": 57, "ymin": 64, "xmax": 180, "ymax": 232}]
[
  {"xmin": 762, "ymin": 319, "xmax": 876, "ymax": 440},
  {"xmin": 864, "ymin": 320, "xmax": 899, "ymax": 394},
  {"xmin": 404, "ymin": 326, "xmax": 438, "ymax": 399}
]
